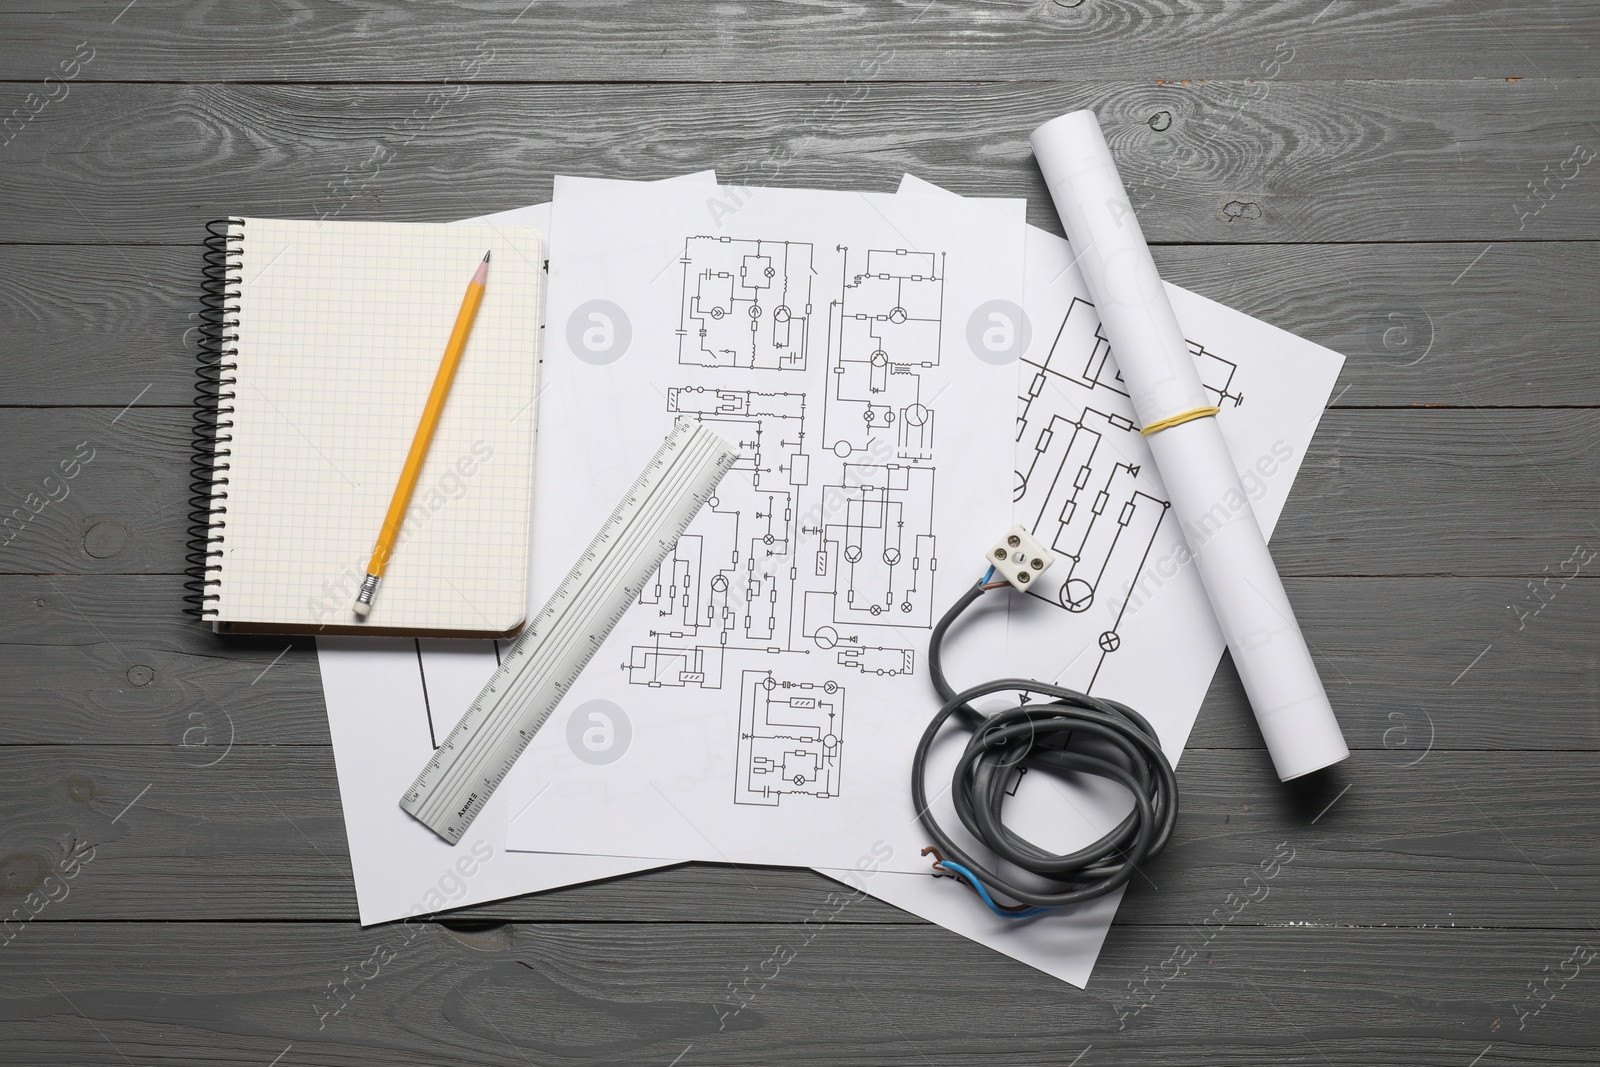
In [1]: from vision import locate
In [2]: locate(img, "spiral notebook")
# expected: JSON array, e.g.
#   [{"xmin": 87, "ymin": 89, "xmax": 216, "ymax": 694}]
[{"xmin": 187, "ymin": 217, "xmax": 544, "ymax": 637}]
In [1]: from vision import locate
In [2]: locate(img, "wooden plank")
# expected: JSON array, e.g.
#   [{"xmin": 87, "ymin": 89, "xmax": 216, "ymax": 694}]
[
  {"xmin": 1, "ymin": 572, "xmax": 1593, "ymax": 751},
  {"xmin": 0, "ymin": 0, "xmax": 1593, "ymax": 82},
  {"xmin": 0, "ymin": 574, "xmax": 325, "ymax": 745},
  {"xmin": 0, "ymin": 921, "xmax": 1592, "ymax": 1065},
  {"xmin": 1158, "ymin": 241, "xmax": 1600, "ymax": 411},
  {"xmin": 0, "ymin": 408, "xmax": 179, "ymax": 576},
  {"xmin": 2, "ymin": 741, "xmax": 1593, "ymax": 926},
  {"xmin": 1287, "ymin": 407, "xmax": 1600, "ymax": 575},
  {"xmin": 1, "ymin": 80, "xmax": 1595, "ymax": 244},
  {"xmin": 0, "ymin": 4, "xmax": 1593, "ymax": 1066},
  {"xmin": 0, "ymin": 245, "xmax": 194, "ymax": 408},
  {"xmin": 4, "ymin": 407, "xmax": 1596, "ymax": 577},
  {"xmin": 1191, "ymin": 570, "xmax": 1600, "ymax": 753},
  {"xmin": 6, "ymin": 240, "xmax": 1598, "ymax": 409}
]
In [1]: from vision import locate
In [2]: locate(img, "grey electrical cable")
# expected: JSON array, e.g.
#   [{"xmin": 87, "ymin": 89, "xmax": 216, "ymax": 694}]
[{"xmin": 912, "ymin": 578, "xmax": 1180, "ymax": 913}]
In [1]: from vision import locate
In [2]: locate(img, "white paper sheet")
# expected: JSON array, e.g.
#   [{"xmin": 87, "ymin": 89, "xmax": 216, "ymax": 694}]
[
  {"xmin": 801, "ymin": 175, "xmax": 1344, "ymax": 987},
  {"xmin": 316, "ymin": 167, "xmax": 1344, "ymax": 990},
  {"xmin": 1032, "ymin": 111, "xmax": 1346, "ymax": 780},
  {"xmin": 319, "ymin": 634, "xmax": 664, "ymax": 925},
  {"xmin": 314, "ymin": 174, "xmax": 721, "ymax": 927},
  {"xmin": 501, "ymin": 177, "xmax": 1028, "ymax": 872}
]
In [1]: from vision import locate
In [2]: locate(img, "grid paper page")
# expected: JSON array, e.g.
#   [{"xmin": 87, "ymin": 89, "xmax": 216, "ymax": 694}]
[{"xmin": 212, "ymin": 218, "xmax": 542, "ymax": 634}]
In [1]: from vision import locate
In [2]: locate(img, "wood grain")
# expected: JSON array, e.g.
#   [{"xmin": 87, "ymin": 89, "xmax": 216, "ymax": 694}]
[
  {"xmin": 3, "ymin": 2, "xmax": 1598, "ymax": 1063},
  {"xmin": 0, "ymin": 572, "xmax": 1593, "ymax": 751},
  {"xmin": 0, "ymin": 574, "xmax": 323, "ymax": 745},
  {"xmin": 0, "ymin": 922, "xmax": 1592, "ymax": 1065},
  {"xmin": 5, "ymin": 407, "xmax": 1597, "ymax": 577},
  {"xmin": 0, "ymin": 0, "xmax": 1594, "ymax": 82},
  {"xmin": 0, "ymin": 244, "xmax": 195, "ymax": 407},
  {"xmin": 2, "ymin": 80, "xmax": 1595, "ymax": 245},
  {"xmin": 0, "ymin": 742, "xmax": 1592, "ymax": 927},
  {"xmin": 5, "ymin": 241, "xmax": 1597, "ymax": 409}
]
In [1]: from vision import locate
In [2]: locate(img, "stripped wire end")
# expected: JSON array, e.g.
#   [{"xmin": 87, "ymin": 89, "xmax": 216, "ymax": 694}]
[
  {"xmin": 924, "ymin": 845, "xmax": 1049, "ymax": 918},
  {"xmin": 940, "ymin": 859, "xmax": 1053, "ymax": 920},
  {"xmin": 920, "ymin": 845, "xmax": 956, "ymax": 878}
]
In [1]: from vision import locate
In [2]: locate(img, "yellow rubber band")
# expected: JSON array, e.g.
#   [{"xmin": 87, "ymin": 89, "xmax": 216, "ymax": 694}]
[{"xmin": 1141, "ymin": 406, "xmax": 1221, "ymax": 436}]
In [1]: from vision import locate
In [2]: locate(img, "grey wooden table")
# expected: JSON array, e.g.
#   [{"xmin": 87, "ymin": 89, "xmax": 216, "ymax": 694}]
[{"xmin": 3, "ymin": 2, "xmax": 1598, "ymax": 1064}]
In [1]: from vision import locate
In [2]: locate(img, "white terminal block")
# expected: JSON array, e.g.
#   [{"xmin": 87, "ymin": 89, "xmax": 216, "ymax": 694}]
[{"xmin": 987, "ymin": 525, "xmax": 1055, "ymax": 590}]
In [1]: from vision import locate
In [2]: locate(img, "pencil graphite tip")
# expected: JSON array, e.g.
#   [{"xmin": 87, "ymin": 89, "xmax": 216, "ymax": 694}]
[{"xmin": 482, "ymin": 251, "xmax": 491, "ymax": 263}]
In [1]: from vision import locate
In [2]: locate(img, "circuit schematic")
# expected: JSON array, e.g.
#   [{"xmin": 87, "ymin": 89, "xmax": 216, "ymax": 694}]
[
  {"xmin": 733, "ymin": 671, "xmax": 844, "ymax": 806},
  {"xmin": 1015, "ymin": 296, "xmax": 1246, "ymax": 687},
  {"xmin": 617, "ymin": 239, "xmax": 956, "ymax": 801}
]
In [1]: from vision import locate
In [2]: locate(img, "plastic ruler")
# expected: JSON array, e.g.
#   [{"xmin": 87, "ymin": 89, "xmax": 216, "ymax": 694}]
[{"xmin": 401, "ymin": 417, "xmax": 739, "ymax": 843}]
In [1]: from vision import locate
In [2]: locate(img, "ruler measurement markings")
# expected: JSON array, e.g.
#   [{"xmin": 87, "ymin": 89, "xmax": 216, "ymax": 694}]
[
  {"xmin": 408, "ymin": 436, "xmax": 709, "ymax": 819},
  {"xmin": 417, "ymin": 443, "xmax": 700, "ymax": 804},
  {"xmin": 429, "ymin": 446, "xmax": 713, "ymax": 806},
  {"xmin": 415, "ymin": 478, "xmax": 716, "ymax": 833},
  {"xmin": 400, "ymin": 420, "xmax": 739, "ymax": 841}
]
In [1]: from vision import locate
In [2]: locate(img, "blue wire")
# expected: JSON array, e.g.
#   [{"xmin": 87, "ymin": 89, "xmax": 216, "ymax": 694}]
[
  {"xmin": 939, "ymin": 860, "xmax": 1052, "ymax": 919},
  {"xmin": 938, "ymin": 568, "xmax": 1048, "ymax": 919}
]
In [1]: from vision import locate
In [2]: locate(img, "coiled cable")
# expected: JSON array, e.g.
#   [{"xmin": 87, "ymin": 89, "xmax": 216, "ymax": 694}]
[{"xmin": 912, "ymin": 569, "xmax": 1180, "ymax": 915}]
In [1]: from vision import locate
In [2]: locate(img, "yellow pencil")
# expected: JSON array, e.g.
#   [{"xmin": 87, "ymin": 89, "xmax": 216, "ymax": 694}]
[{"xmin": 353, "ymin": 251, "xmax": 491, "ymax": 619}]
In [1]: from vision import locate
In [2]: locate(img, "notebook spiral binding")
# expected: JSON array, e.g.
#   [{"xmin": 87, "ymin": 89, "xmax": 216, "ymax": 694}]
[{"xmin": 184, "ymin": 218, "xmax": 245, "ymax": 618}]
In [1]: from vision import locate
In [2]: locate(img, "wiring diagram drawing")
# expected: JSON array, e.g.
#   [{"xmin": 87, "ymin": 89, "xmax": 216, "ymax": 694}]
[
  {"xmin": 1016, "ymin": 297, "xmax": 1246, "ymax": 687},
  {"xmin": 678, "ymin": 237, "xmax": 814, "ymax": 371},
  {"xmin": 734, "ymin": 670, "xmax": 844, "ymax": 806},
  {"xmin": 623, "ymin": 239, "xmax": 953, "ymax": 803},
  {"xmin": 821, "ymin": 248, "xmax": 944, "ymax": 462}
]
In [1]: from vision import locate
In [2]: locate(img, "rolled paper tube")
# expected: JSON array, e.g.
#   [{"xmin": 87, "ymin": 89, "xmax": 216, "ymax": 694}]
[{"xmin": 1030, "ymin": 109, "xmax": 1348, "ymax": 781}]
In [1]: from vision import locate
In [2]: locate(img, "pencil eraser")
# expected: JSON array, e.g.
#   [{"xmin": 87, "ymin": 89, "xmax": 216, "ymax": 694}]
[{"xmin": 351, "ymin": 601, "xmax": 371, "ymax": 619}]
